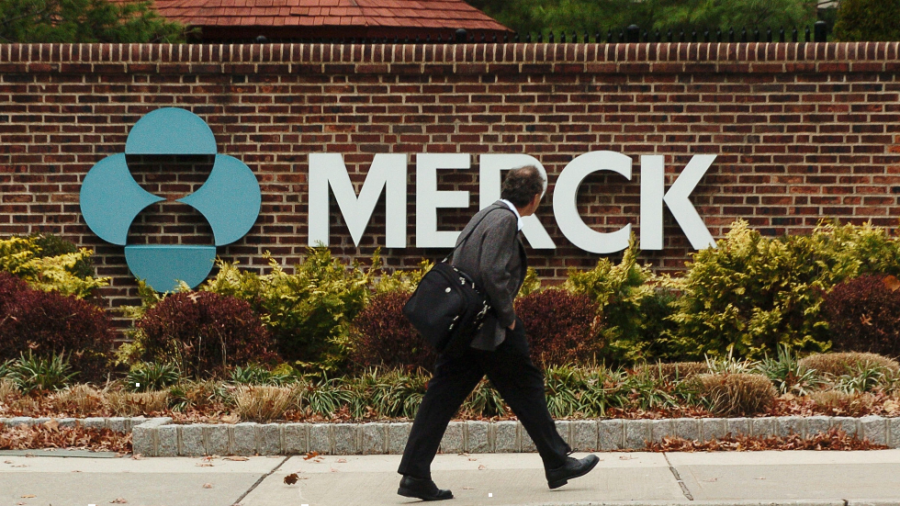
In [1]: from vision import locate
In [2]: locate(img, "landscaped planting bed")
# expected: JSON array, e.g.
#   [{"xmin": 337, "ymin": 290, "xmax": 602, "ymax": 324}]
[{"xmin": 3, "ymin": 224, "xmax": 900, "ymax": 454}]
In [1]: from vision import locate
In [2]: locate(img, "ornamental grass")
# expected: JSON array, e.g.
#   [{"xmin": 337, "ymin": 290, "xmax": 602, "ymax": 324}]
[
  {"xmin": 695, "ymin": 373, "xmax": 777, "ymax": 416},
  {"xmin": 799, "ymin": 352, "xmax": 900, "ymax": 377}
]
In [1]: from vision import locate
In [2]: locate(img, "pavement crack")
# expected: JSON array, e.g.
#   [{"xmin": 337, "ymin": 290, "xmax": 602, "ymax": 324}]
[
  {"xmin": 230, "ymin": 456, "xmax": 290, "ymax": 506},
  {"xmin": 663, "ymin": 452, "xmax": 694, "ymax": 501}
]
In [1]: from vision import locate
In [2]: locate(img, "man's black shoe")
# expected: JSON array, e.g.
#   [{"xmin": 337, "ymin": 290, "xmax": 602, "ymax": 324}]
[
  {"xmin": 398, "ymin": 475, "xmax": 454, "ymax": 501},
  {"xmin": 545, "ymin": 454, "xmax": 600, "ymax": 489}
]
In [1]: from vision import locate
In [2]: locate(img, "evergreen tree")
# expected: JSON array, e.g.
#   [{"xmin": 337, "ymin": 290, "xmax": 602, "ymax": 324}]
[{"xmin": 0, "ymin": 0, "xmax": 188, "ymax": 43}]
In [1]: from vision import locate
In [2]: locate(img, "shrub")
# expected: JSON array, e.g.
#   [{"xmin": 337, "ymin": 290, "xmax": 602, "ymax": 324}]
[
  {"xmin": 666, "ymin": 220, "xmax": 900, "ymax": 361},
  {"xmin": 198, "ymin": 248, "xmax": 374, "ymax": 373},
  {"xmin": 0, "ymin": 235, "xmax": 108, "ymax": 298},
  {"xmin": 136, "ymin": 291, "xmax": 276, "ymax": 379},
  {"xmin": 695, "ymin": 373, "xmax": 777, "ymax": 416},
  {"xmin": 230, "ymin": 363, "xmax": 291, "ymax": 386},
  {"xmin": 350, "ymin": 291, "xmax": 436, "ymax": 372},
  {"xmin": 0, "ymin": 281, "xmax": 116, "ymax": 382},
  {"xmin": 823, "ymin": 275, "xmax": 900, "ymax": 359},
  {"xmin": 232, "ymin": 385, "xmax": 296, "ymax": 422},
  {"xmin": 515, "ymin": 288, "xmax": 602, "ymax": 368},
  {"xmin": 833, "ymin": 0, "xmax": 900, "ymax": 42},
  {"xmin": 799, "ymin": 352, "xmax": 900, "ymax": 377},
  {"xmin": 565, "ymin": 238, "xmax": 659, "ymax": 363}
]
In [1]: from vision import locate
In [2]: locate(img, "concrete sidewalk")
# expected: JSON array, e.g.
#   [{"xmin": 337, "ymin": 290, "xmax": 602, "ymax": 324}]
[{"xmin": 1, "ymin": 450, "xmax": 899, "ymax": 506}]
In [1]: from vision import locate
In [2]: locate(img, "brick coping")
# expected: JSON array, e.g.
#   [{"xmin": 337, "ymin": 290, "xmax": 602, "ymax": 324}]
[
  {"xmin": 4, "ymin": 416, "xmax": 899, "ymax": 456},
  {"xmin": 1, "ymin": 42, "xmax": 899, "ymax": 68}
]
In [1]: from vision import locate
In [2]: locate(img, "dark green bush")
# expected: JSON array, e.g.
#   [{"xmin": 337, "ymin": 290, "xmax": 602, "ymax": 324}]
[
  {"xmin": 515, "ymin": 288, "xmax": 601, "ymax": 368},
  {"xmin": 823, "ymin": 275, "xmax": 900, "ymax": 358},
  {"xmin": 0, "ymin": 272, "xmax": 116, "ymax": 382},
  {"xmin": 350, "ymin": 291, "xmax": 436, "ymax": 372},
  {"xmin": 136, "ymin": 291, "xmax": 277, "ymax": 379},
  {"xmin": 834, "ymin": 0, "xmax": 900, "ymax": 41}
]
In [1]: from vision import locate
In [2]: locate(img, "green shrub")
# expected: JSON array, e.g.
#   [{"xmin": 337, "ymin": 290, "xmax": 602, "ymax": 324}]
[
  {"xmin": 833, "ymin": 0, "xmax": 900, "ymax": 42},
  {"xmin": 565, "ymin": 237, "xmax": 661, "ymax": 363},
  {"xmin": 666, "ymin": 220, "xmax": 900, "ymax": 361},
  {"xmin": 0, "ymin": 235, "xmax": 108, "ymax": 298},
  {"xmin": 230, "ymin": 363, "xmax": 291, "ymax": 386},
  {"xmin": 200, "ymin": 248, "xmax": 375, "ymax": 373}
]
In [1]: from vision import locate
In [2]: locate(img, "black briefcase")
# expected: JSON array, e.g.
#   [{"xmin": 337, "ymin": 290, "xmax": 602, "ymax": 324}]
[{"xmin": 402, "ymin": 262, "xmax": 491, "ymax": 357}]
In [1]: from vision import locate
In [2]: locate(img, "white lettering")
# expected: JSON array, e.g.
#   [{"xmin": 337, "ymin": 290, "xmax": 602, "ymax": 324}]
[
  {"xmin": 479, "ymin": 154, "xmax": 555, "ymax": 249},
  {"xmin": 308, "ymin": 153, "xmax": 407, "ymax": 247},
  {"xmin": 415, "ymin": 153, "xmax": 470, "ymax": 248}
]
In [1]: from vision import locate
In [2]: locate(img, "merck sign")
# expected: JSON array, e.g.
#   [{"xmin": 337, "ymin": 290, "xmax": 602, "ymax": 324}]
[
  {"xmin": 79, "ymin": 108, "xmax": 717, "ymax": 291},
  {"xmin": 309, "ymin": 151, "xmax": 718, "ymax": 254}
]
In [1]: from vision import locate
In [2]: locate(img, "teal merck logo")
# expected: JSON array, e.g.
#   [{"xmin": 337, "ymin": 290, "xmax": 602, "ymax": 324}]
[{"xmin": 80, "ymin": 108, "xmax": 261, "ymax": 292}]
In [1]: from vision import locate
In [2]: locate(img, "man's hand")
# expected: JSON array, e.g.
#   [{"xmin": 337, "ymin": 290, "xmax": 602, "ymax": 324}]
[{"xmin": 508, "ymin": 321, "xmax": 515, "ymax": 330}]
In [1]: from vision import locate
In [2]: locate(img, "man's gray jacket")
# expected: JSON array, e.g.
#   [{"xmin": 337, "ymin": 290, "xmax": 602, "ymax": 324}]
[{"xmin": 451, "ymin": 201, "xmax": 527, "ymax": 351}]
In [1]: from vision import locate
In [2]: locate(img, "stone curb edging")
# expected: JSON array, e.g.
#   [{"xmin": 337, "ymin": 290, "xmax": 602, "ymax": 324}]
[
  {"xmin": 68, "ymin": 415, "xmax": 900, "ymax": 457},
  {"xmin": 0, "ymin": 416, "xmax": 149, "ymax": 434},
  {"xmin": 3, "ymin": 415, "xmax": 899, "ymax": 457}
]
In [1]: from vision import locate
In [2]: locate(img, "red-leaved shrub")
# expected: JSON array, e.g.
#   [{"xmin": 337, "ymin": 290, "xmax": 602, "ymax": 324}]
[
  {"xmin": 823, "ymin": 274, "xmax": 900, "ymax": 358},
  {"xmin": 0, "ymin": 272, "xmax": 116, "ymax": 382},
  {"xmin": 136, "ymin": 291, "xmax": 276, "ymax": 378},
  {"xmin": 350, "ymin": 291, "xmax": 436, "ymax": 372},
  {"xmin": 515, "ymin": 288, "xmax": 602, "ymax": 368}
]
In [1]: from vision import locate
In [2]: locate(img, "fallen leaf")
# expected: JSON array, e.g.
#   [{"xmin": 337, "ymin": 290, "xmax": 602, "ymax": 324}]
[
  {"xmin": 131, "ymin": 454, "xmax": 144, "ymax": 460},
  {"xmin": 43, "ymin": 419, "xmax": 59, "ymax": 432},
  {"xmin": 861, "ymin": 314, "xmax": 873, "ymax": 326},
  {"xmin": 111, "ymin": 498, "xmax": 128, "ymax": 504},
  {"xmin": 303, "ymin": 451, "xmax": 319, "ymax": 460},
  {"xmin": 462, "ymin": 487, "xmax": 474, "ymax": 490},
  {"xmin": 203, "ymin": 483, "xmax": 213, "ymax": 489},
  {"xmin": 3, "ymin": 460, "xmax": 11, "ymax": 464},
  {"xmin": 336, "ymin": 458, "xmax": 347, "ymax": 463},
  {"xmin": 883, "ymin": 275, "xmax": 900, "ymax": 292},
  {"xmin": 467, "ymin": 458, "xmax": 477, "ymax": 461},
  {"xmin": 20, "ymin": 495, "xmax": 36, "ymax": 498},
  {"xmin": 284, "ymin": 473, "xmax": 299, "ymax": 485},
  {"xmin": 224, "ymin": 456, "xmax": 249, "ymax": 461},
  {"xmin": 477, "ymin": 464, "xmax": 486, "ymax": 470},
  {"xmin": 221, "ymin": 414, "xmax": 240, "ymax": 424}
]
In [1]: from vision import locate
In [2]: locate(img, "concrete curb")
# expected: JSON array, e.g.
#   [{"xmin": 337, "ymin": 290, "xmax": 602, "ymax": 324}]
[
  {"xmin": 52, "ymin": 415, "xmax": 900, "ymax": 457},
  {"xmin": 4, "ymin": 415, "xmax": 898, "ymax": 457}
]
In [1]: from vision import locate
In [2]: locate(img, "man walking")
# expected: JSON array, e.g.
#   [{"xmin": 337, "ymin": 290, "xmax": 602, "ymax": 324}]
[{"xmin": 397, "ymin": 165, "xmax": 599, "ymax": 501}]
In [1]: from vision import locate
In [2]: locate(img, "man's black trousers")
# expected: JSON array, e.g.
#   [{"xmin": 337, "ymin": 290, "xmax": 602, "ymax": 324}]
[{"xmin": 398, "ymin": 318, "xmax": 571, "ymax": 479}]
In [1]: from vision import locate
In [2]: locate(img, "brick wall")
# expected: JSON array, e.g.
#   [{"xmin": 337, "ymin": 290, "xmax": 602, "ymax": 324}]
[{"xmin": 1, "ymin": 42, "xmax": 899, "ymax": 315}]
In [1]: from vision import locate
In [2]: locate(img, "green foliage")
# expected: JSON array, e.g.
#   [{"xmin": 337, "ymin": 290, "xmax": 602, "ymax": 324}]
[
  {"xmin": 6, "ymin": 351, "xmax": 78, "ymax": 394},
  {"xmin": 0, "ymin": 0, "xmax": 190, "ymax": 43},
  {"xmin": 0, "ymin": 235, "xmax": 108, "ymax": 299},
  {"xmin": 372, "ymin": 257, "xmax": 430, "ymax": 295},
  {"xmin": 126, "ymin": 362, "xmax": 181, "ymax": 392},
  {"xmin": 229, "ymin": 363, "xmax": 291, "ymax": 386},
  {"xmin": 565, "ymin": 236, "xmax": 659, "ymax": 363},
  {"xmin": 833, "ymin": 0, "xmax": 900, "ymax": 41},
  {"xmin": 197, "ymin": 248, "xmax": 376, "ymax": 373},
  {"xmin": 469, "ymin": 0, "xmax": 817, "ymax": 38},
  {"xmin": 752, "ymin": 344, "xmax": 824, "ymax": 395},
  {"xmin": 666, "ymin": 220, "xmax": 900, "ymax": 361},
  {"xmin": 518, "ymin": 267, "xmax": 542, "ymax": 297}
]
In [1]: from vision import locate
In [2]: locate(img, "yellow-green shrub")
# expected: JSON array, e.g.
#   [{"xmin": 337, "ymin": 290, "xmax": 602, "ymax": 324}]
[
  {"xmin": 0, "ymin": 235, "xmax": 107, "ymax": 298},
  {"xmin": 566, "ymin": 237, "xmax": 677, "ymax": 363},
  {"xmin": 666, "ymin": 220, "xmax": 900, "ymax": 361}
]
